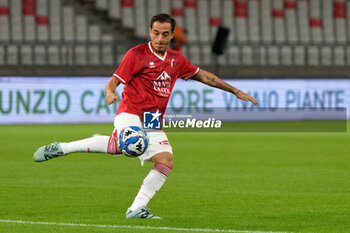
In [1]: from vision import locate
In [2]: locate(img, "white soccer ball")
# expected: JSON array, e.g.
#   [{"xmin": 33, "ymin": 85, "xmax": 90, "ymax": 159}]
[{"xmin": 118, "ymin": 126, "xmax": 149, "ymax": 157}]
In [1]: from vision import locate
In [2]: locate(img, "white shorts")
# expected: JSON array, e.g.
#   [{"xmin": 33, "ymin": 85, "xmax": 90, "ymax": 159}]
[{"xmin": 113, "ymin": 112, "xmax": 173, "ymax": 166}]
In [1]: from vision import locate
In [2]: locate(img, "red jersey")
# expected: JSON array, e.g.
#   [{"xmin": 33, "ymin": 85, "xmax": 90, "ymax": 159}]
[{"xmin": 113, "ymin": 42, "xmax": 200, "ymax": 118}]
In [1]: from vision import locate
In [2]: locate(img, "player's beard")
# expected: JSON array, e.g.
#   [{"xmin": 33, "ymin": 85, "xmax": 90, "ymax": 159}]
[{"xmin": 153, "ymin": 43, "xmax": 168, "ymax": 54}]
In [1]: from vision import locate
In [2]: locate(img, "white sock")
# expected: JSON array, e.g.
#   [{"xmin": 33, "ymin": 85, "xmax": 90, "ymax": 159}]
[
  {"xmin": 60, "ymin": 135, "xmax": 118, "ymax": 155},
  {"xmin": 129, "ymin": 163, "xmax": 172, "ymax": 211}
]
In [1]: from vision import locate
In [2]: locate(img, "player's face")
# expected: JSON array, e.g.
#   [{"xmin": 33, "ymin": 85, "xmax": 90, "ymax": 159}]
[{"xmin": 150, "ymin": 22, "xmax": 174, "ymax": 55}]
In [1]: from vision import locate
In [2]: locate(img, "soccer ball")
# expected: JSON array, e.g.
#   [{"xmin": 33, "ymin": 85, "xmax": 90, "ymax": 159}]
[{"xmin": 118, "ymin": 126, "xmax": 149, "ymax": 157}]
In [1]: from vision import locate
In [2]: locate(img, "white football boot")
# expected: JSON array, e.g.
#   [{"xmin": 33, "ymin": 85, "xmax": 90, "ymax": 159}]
[{"xmin": 33, "ymin": 142, "xmax": 65, "ymax": 162}]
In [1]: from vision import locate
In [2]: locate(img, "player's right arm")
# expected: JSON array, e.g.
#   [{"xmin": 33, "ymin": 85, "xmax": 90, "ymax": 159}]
[{"xmin": 105, "ymin": 76, "xmax": 121, "ymax": 105}]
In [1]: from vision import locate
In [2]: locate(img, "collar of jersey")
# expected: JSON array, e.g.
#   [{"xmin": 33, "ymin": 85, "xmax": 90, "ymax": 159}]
[{"xmin": 148, "ymin": 42, "xmax": 167, "ymax": 61}]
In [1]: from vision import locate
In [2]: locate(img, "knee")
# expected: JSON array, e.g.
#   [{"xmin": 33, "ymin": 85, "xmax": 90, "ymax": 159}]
[
  {"xmin": 152, "ymin": 152, "xmax": 174, "ymax": 169},
  {"xmin": 165, "ymin": 158, "xmax": 174, "ymax": 169}
]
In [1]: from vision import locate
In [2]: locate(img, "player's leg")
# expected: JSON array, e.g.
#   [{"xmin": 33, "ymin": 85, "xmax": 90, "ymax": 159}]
[
  {"xmin": 126, "ymin": 131, "xmax": 173, "ymax": 219},
  {"xmin": 126, "ymin": 152, "xmax": 173, "ymax": 219},
  {"xmin": 33, "ymin": 135, "xmax": 121, "ymax": 162},
  {"xmin": 33, "ymin": 113, "xmax": 136, "ymax": 162}
]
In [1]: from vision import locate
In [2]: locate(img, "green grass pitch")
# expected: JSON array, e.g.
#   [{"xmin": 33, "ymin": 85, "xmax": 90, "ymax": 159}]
[{"xmin": 0, "ymin": 123, "xmax": 349, "ymax": 233}]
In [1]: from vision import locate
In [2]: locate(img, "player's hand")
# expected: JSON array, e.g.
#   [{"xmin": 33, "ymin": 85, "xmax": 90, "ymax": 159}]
[
  {"xmin": 236, "ymin": 91, "xmax": 258, "ymax": 105},
  {"xmin": 105, "ymin": 93, "xmax": 119, "ymax": 105}
]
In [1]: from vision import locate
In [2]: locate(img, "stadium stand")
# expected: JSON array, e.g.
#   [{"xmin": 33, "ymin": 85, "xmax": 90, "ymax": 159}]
[{"xmin": 0, "ymin": 0, "xmax": 350, "ymax": 77}]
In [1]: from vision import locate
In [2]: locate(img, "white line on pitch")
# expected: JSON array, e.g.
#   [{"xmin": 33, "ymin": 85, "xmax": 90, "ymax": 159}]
[{"xmin": 0, "ymin": 219, "xmax": 293, "ymax": 233}]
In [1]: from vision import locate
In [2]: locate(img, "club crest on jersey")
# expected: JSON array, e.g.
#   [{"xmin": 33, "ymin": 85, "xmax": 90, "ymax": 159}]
[
  {"xmin": 149, "ymin": 62, "xmax": 155, "ymax": 68},
  {"xmin": 153, "ymin": 71, "xmax": 171, "ymax": 97}
]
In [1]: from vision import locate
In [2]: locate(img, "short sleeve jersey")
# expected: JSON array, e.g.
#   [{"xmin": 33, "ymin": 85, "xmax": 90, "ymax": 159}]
[{"xmin": 113, "ymin": 42, "xmax": 200, "ymax": 118}]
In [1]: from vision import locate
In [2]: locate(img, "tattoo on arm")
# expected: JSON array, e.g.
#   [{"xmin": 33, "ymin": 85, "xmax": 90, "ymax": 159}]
[{"xmin": 195, "ymin": 71, "xmax": 236, "ymax": 94}]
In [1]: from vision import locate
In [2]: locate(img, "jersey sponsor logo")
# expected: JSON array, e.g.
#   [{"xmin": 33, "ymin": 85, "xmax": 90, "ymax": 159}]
[
  {"xmin": 153, "ymin": 71, "xmax": 172, "ymax": 96},
  {"xmin": 143, "ymin": 110, "xmax": 162, "ymax": 129}
]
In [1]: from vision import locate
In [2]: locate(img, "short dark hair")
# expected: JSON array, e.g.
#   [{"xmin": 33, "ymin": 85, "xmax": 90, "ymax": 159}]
[{"xmin": 150, "ymin": 13, "xmax": 176, "ymax": 33}]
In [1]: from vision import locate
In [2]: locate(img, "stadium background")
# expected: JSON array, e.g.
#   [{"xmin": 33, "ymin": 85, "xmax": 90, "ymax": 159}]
[{"xmin": 0, "ymin": 0, "xmax": 349, "ymax": 233}]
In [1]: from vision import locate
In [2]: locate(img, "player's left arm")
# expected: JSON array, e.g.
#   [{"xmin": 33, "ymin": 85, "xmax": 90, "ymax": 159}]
[{"xmin": 193, "ymin": 69, "xmax": 258, "ymax": 105}]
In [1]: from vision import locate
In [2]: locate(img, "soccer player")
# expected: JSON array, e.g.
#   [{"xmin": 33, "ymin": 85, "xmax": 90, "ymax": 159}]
[{"xmin": 34, "ymin": 13, "xmax": 258, "ymax": 219}]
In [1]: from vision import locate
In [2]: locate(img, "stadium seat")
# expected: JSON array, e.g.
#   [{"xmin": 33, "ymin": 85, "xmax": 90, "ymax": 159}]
[
  {"xmin": 49, "ymin": 0, "xmax": 62, "ymax": 41},
  {"xmin": 34, "ymin": 45, "xmax": 46, "ymax": 65},
  {"xmin": 347, "ymin": 0, "xmax": 350, "ymax": 43},
  {"xmin": 21, "ymin": 45, "xmax": 33, "ymax": 65},
  {"xmin": 61, "ymin": 45, "xmax": 74, "ymax": 65},
  {"xmin": 297, "ymin": 0, "xmax": 310, "ymax": 43},
  {"xmin": 294, "ymin": 46, "xmax": 305, "ymax": 66},
  {"xmin": 334, "ymin": 0, "xmax": 347, "ymax": 43},
  {"xmin": 189, "ymin": 45, "xmax": 201, "ymax": 65},
  {"xmin": 0, "ymin": 45, "xmax": 4, "ymax": 65},
  {"xmin": 37, "ymin": 17, "xmax": 49, "ymax": 41},
  {"xmin": 102, "ymin": 34, "xmax": 114, "ymax": 65},
  {"xmin": 48, "ymin": 45, "xmax": 60, "ymax": 65},
  {"xmin": 88, "ymin": 45, "xmax": 100, "ymax": 65},
  {"xmin": 323, "ymin": 0, "xmax": 335, "ymax": 43},
  {"xmin": 89, "ymin": 24, "xmax": 101, "ymax": 41},
  {"xmin": 235, "ymin": 0, "xmax": 248, "ymax": 43},
  {"xmin": 36, "ymin": 0, "xmax": 48, "ymax": 17},
  {"xmin": 248, "ymin": 0, "xmax": 259, "ymax": 43},
  {"xmin": 346, "ymin": 47, "xmax": 350, "ymax": 65},
  {"xmin": 184, "ymin": 0, "xmax": 197, "ymax": 42},
  {"xmin": 320, "ymin": 46, "xmax": 332, "ymax": 66},
  {"xmin": 272, "ymin": 0, "xmax": 285, "ymax": 43},
  {"xmin": 63, "ymin": 6, "xmax": 75, "ymax": 41},
  {"xmin": 309, "ymin": 0, "xmax": 322, "ymax": 44},
  {"xmin": 333, "ymin": 46, "xmax": 345, "ymax": 66},
  {"xmin": 217, "ymin": 53, "xmax": 227, "ymax": 65},
  {"xmin": 228, "ymin": 46, "xmax": 240, "ymax": 65},
  {"xmin": 221, "ymin": 0, "xmax": 233, "ymax": 43},
  {"xmin": 307, "ymin": 46, "xmax": 319, "ymax": 66},
  {"xmin": 209, "ymin": 0, "xmax": 221, "ymax": 40},
  {"xmin": 0, "ymin": 0, "xmax": 10, "ymax": 41},
  {"xmin": 261, "ymin": 0, "xmax": 272, "ymax": 43},
  {"xmin": 10, "ymin": 0, "xmax": 23, "ymax": 41},
  {"xmin": 147, "ymin": 0, "xmax": 158, "ymax": 26},
  {"xmin": 281, "ymin": 46, "xmax": 292, "ymax": 66},
  {"xmin": 23, "ymin": 0, "xmax": 36, "ymax": 41},
  {"xmin": 109, "ymin": 0, "xmax": 121, "ymax": 19},
  {"xmin": 7, "ymin": 45, "xmax": 18, "ymax": 65},
  {"xmin": 284, "ymin": 0, "xmax": 298, "ymax": 43},
  {"xmin": 201, "ymin": 44, "xmax": 211, "ymax": 65},
  {"xmin": 121, "ymin": 0, "xmax": 134, "ymax": 29},
  {"xmin": 160, "ymin": 0, "xmax": 171, "ymax": 14},
  {"xmin": 75, "ymin": 45, "xmax": 87, "ymax": 65},
  {"xmin": 267, "ymin": 46, "xmax": 279, "ymax": 65},
  {"xmin": 258, "ymin": 46, "xmax": 266, "ymax": 65},
  {"xmin": 96, "ymin": 0, "xmax": 108, "ymax": 11},
  {"xmin": 134, "ymin": 0, "xmax": 147, "ymax": 38},
  {"xmin": 36, "ymin": 0, "xmax": 49, "ymax": 41},
  {"xmin": 242, "ymin": 46, "xmax": 253, "ymax": 65},
  {"xmin": 172, "ymin": 0, "xmax": 184, "ymax": 27},
  {"xmin": 76, "ymin": 15, "xmax": 88, "ymax": 42},
  {"xmin": 181, "ymin": 45, "xmax": 188, "ymax": 59},
  {"xmin": 197, "ymin": 0, "xmax": 210, "ymax": 42}
]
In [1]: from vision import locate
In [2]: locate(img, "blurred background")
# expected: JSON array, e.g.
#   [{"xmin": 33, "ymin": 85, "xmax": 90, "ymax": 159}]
[
  {"xmin": 0, "ymin": 0, "xmax": 349, "ymax": 125},
  {"xmin": 0, "ymin": 0, "xmax": 350, "ymax": 78}
]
